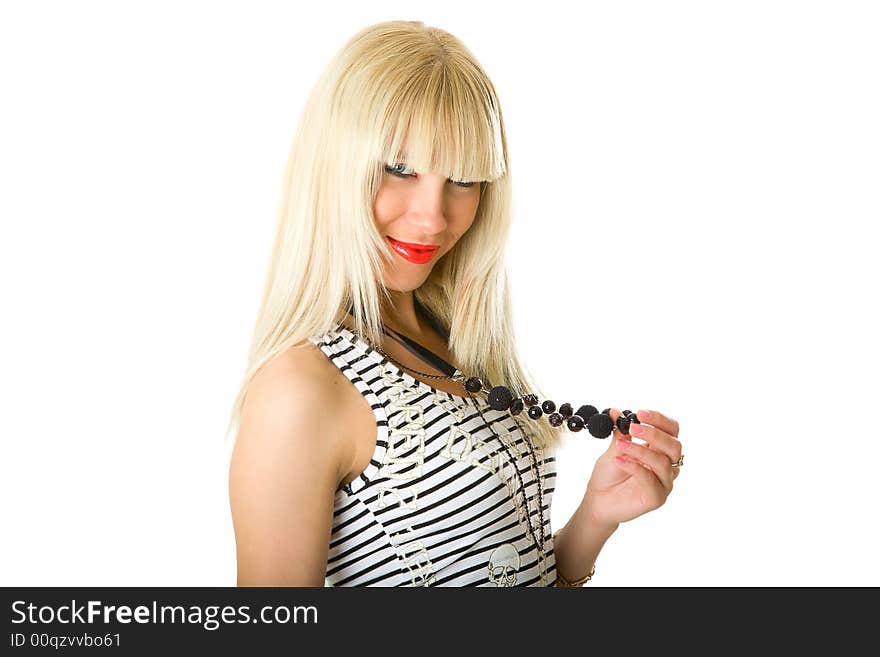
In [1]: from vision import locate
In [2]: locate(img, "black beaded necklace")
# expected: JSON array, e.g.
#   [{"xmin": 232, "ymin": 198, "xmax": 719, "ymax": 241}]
[
  {"xmin": 353, "ymin": 298, "xmax": 642, "ymax": 439},
  {"xmin": 346, "ymin": 299, "xmax": 639, "ymax": 585}
]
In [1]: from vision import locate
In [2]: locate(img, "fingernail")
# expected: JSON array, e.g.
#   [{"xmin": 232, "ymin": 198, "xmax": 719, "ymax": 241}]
[{"xmin": 629, "ymin": 423, "xmax": 643, "ymax": 435}]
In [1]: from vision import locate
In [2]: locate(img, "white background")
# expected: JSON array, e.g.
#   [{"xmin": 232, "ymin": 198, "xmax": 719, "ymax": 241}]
[{"xmin": 2, "ymin": 1, "xmax": 877, "ymax": 586}]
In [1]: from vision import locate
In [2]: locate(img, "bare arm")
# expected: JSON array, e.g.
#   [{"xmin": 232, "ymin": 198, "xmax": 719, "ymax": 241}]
[
  {"xmin": 552, "ymin": 502, "xmax": 618, "ymax": 585},
  {"xmin": 228, "ymin": 351, "xmax": 347, "ymax": 586}
]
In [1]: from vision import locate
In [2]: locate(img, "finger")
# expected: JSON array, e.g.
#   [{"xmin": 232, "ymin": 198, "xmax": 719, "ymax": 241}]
[
  {"xmin": 637, "ymin": 409, "xmax": 680, "ymax": 439},
  {"xmin": 614, "ymin": 437, "xmax": 674, "ymax": 492},
  {"xmin": 602, "ymin": 409, "xmax": 629, "ymax": 456},
  {"xmin": 609, "ymin": 408, "xmax": 631, "ymax": 441},
  {"xmin": 612, "ymin": 453, "xmax": 667, "ymax": 503},
  {"xmin": 628, "ymin": 422, "xmax": 682, "ymax": 465}
]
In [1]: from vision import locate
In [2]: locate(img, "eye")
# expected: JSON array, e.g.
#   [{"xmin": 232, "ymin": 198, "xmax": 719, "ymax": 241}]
[
  {"xmin": 385, "ymin": 162, "xmax": 415, "ymax": 177},
  {"xmin": 384, "ymin": 163, "xmax": 477, "ymax": 189}
]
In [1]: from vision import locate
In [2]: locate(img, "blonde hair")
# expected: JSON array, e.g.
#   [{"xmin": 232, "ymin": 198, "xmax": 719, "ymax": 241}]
[{"xmin": 225, "ymin": 20, "xmax": 563, "ymax": 452}]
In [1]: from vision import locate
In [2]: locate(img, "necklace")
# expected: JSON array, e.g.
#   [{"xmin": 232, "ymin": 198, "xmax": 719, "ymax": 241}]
[
  {"xmin": 351, "ymin": 299, "xmax": 643, "ymax": 440},
  {"xmin": 344, "ymin": 300, "xmax": 642, "ymax": 585},
  {"xmin": 368, "ymin": 319, "xmax": 551, "ymax": 584}
]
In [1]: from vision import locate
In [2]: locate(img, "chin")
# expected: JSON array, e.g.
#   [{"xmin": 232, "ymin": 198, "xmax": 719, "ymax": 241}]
[
  {"xmin": 383, "ymin": 276, "xmax": 430, "ymax": 293},
  {"xmin": 380, "ymin": 267, "xmax": 433, "ymax": 293}
]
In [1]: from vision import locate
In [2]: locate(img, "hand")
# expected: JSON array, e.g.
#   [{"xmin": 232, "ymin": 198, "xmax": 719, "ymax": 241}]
[{"xmin": 582, "ymin": 408, "xmax": 682, "ymax": 529}]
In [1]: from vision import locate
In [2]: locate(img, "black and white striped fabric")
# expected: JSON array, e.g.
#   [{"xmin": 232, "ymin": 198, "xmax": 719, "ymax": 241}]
[{"xmin": 308, "ymin": 325, "xmax": 558, "ymax": 587}]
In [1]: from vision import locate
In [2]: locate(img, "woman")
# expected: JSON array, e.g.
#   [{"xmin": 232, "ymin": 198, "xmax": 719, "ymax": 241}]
[{"xmin": 227, "ymin": 20, "xmax": 682, "ymax": 586}]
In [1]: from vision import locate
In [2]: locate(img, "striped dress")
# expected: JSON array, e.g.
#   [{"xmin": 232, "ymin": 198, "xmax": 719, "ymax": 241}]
[{"xmin": 309, "ymin": 324, "xmax": 558, "ymax": 587}]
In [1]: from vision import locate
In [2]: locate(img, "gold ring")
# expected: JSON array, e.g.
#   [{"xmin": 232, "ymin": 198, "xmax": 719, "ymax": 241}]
[{"xmin": 671, "ymin": 454, "xmax": 684, "ymax": 468}]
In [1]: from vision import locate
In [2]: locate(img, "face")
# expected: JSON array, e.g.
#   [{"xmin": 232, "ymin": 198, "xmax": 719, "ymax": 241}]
[{"xmin": 372, "ymin": 154, "xmax": 482, "ymax": 292}]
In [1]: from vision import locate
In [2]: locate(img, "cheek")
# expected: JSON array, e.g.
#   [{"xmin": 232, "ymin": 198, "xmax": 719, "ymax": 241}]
[
  {"xmin": 372, "ymin": 189, "xmax": 395, "ymax": 228},
  {"xmin": 442, "ymin": 213, "xmax": 478, "ymax": 255},
  {"xmin": 453, "ymin": 195, "xmax": 481, "ymax": 234}
]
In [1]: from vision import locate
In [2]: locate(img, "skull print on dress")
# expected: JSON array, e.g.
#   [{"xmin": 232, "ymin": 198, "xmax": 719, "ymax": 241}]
[{"xmin": 487, "ymin": 543, "xmax": 520, "ymax": 587}]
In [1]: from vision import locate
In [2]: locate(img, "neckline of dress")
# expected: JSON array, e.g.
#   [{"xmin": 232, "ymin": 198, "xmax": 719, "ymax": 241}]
[{"xmin": 334, "ymin": 325, "xmax": 481, "ymax": 405}]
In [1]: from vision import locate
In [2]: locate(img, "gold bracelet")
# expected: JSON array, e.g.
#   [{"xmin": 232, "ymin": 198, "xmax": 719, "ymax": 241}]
[
  {"xmin": 555, "ymin": 563, "xmax": 596, "ymax": 587},
  {"xmin": 552, "ymin": 531, "xmax": 596, "ymax": 587}
]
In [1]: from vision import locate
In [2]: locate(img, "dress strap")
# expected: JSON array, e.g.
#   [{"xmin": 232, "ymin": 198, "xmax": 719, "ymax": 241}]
[
  {"xmin": 343, "ymin": 299, "xmax": 457, "ymax": 377},
  {"xmin": 381, "ymin": 323, "xmax": 457, "ymax": 377}
]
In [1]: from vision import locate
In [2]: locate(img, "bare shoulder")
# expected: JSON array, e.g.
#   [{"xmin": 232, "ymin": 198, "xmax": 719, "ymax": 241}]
[
  {"xmin": 249, "ymin": 340, "xmax": 337, "ymax": 398},
  {"xmin": 235, "ymin": 341, "xmax": 348, "ymax": 476},
  {"xmin": 228, "ymin": 341, "xmax": 347, "ymax": 586}
]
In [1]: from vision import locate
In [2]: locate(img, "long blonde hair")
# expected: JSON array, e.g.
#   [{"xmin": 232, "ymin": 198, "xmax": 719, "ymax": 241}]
[{"xmin": 226, "ymin": 20, "xmax": 563, "ymax": 452}]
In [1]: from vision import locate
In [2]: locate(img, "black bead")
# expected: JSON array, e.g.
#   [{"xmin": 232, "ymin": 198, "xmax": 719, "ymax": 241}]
[
  {"xmin": 587, "ymin": 412, "xmax": 614, "ymax": 439},
  {"xmin": 548, "ymin": 412, "xmax": 564, "ymax": 427},
  {"xmin": 527, "ymin": 405, "xmax": 543, "ymax": 419},
  {"xmin": 559, "ymin": 403, "xmax": 573, "ymax": 418},
  {"xmin": 629, "ymin": 414, "xmax": 641, "ymax": 425},
  {"xmin": 524, "ymin": 394, "xmax": 539, "ymax": 406},
  {"xmin": 616, "ymin": 415, "xmax": 631, "ymax": 434},
  {"xmin": 488, "ymin": 386, "xmax": 514, "ymax": 411},
  {"xmin": 509, "ymin": 398, "xmax": 524, "ymax": 415},
  {"xmin": 622, "ymin": 409, "xmax": 632, "ymax": 417},
  {"xmin": 575, "ymin": 404, "xmax": 598, "ymax": 421},
  {"xmin": 601, "ymin": 408, "xmax": 611, "ymax": 415},
  {"xmin": 465, "ymin": 377, "xmax": 483, "ymax": 393},
  {"xmin": 566, "ymin": 415, "xmax": 584, "ymax": 432},
  {"xmin": 541, "ymin": 400, "xmax": 556, "ymax": 414}
]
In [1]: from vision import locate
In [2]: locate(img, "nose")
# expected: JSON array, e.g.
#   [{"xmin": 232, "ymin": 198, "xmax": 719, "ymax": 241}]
[{"xmin": 403, "ymin": 173, "xmax": 449, "ymax": 234}]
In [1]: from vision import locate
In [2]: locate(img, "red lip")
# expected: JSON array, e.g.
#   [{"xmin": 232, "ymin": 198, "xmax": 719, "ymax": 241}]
[{"xmin": 386, "ymin": 237, "xmax": 439, "ymax": 264}]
